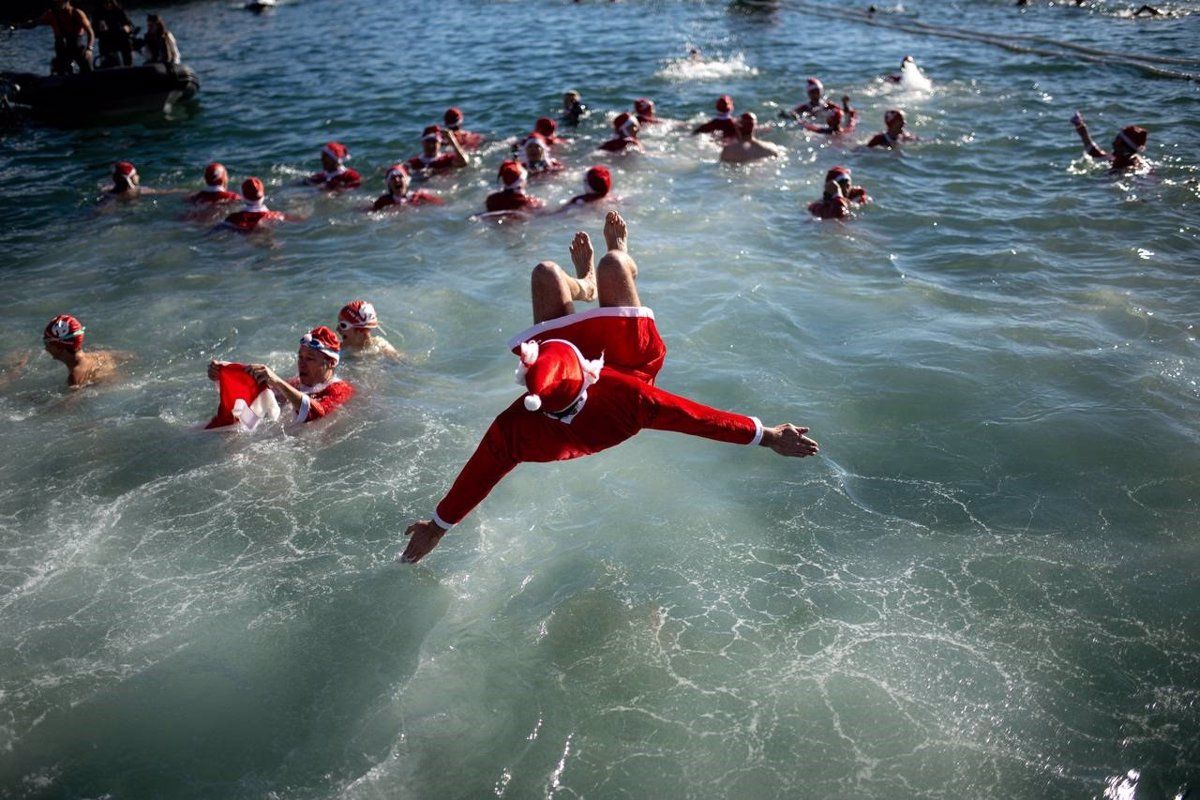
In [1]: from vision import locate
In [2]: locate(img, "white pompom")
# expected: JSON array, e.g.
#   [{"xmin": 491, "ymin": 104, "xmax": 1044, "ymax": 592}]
[
  {"xmin": 524, "ymin": 394, "xmax": 542, "ymax": 411},
  {"xmin": 519, "ymin": 340, "xmax": 540, "ymax": 366}
]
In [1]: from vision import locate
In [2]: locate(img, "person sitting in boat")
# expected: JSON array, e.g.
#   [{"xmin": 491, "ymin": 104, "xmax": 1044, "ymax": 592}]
[
  {"xmin": 521, "ymin": 134, "xmax": 564, "ymax": 177},
  {"xmin": 95, "ymin": 0, "xmax": 134, "ymax": 68},
  {"xmin": 808, "ymin": 169, "xmax": 856, "ymax": 220},
  {"xmin": 405, "ymin": 125, "xmax": 469, "ymax": 177},
  {"xmin": 634, "ymin": 98, "xmax": 660, "ymax": 126},
  {"xmin": 337, "ymin": 300, "xmax": 403, "ymax": 360},
  {"xmin": 803, "ymin": 97, "xmax": 857, "ymax": 136},
  {"xmin": 598, "ymin": 113, "xmax": 643, "ymax": 154},
  {"xmin": 485, "ymin": 160, "xmax": 545, "ymax": 214},
  {"xmin": 307, "ymin": 141, "xmax": 361, "ymax": 191},
  {"xmin": 561, "ymin": 91, "xmax": 588, "ymax": 126},
  {"xmin": 866, "ymin": 109, "xmax": 917, "ymax": 149},
  {"xmin": 42, "ymin": 314, "xmax": 122, "ymax": 389},
  {"xmin": 782, "ymin": 77, "xmax": 839, "ymax": 122},
  {"xmin": 1071, "ymin": 112, "xmax": 1148, "ymax": 172},
  {"xmin": 371, "ymin": 164, "xmax": 443, "ymax": 211},
  {"xmin": 207, "ymin": 326, "xmax": 354, "ymax": 425},
  {"xmin": 693, "ymin": 95, "xmax": 739, "ymax": 142},
  {"xmin": 563, "ymin": 165, "xmax": 613, "ymax": 207},
  {"xmin": 186, "ymin": 162, "xmax": 240, "ymax": 205},
  {"xmin": 143, "ymin": 14, "xmax": 179, "ymax": 66},
  {"xmin": 19, "ymin": 0, "xmax": 94, "ymax": 75},
  {"xmin": 443, "ymin": 107, "xmax": 485, "ymax": 150},
  {"xmin": 720, "ymin": 112, "xmax": 782, "ymax": 164},
  {"xmin": 223, "ymin": 177, "xmax": 289, "ymax": 232},
  {"xmin": 396, "ymin": 211, "xmax": 820, "ymax": 564}
]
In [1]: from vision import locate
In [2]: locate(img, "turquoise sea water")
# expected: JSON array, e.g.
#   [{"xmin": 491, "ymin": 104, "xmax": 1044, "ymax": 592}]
[{"xmin": 1, "ymin": 1, "xmax": 1198, "ymax": 797}]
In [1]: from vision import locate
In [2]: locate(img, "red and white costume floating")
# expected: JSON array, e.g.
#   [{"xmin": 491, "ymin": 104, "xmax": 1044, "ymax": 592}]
[
  {"xmin": 430, "ymin": 307, "xmax": 763, "ymax": 529},
  {"xmin": 205, "ymin": 363, "xmax": 281, "ymax": 430}
]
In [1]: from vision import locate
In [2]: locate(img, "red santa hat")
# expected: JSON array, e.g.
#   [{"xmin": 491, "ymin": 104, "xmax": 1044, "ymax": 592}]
[
  {"xmin": 422, "ymin": 124, "xmax": 441, "ymax": 142},
  {"xmin": 242, "ymin": 177, "xmax": 265, "ymax": 201},
  {"xmin": 584, "ymin": 165, "xmax": 611, "ymax": 195},
  {"xmin": 1116, "ymin": 125, "xmax": 1148, "ymax": 153},
  {"xmin": 204, "ymin": 162, "xmax": 227, "ymax": 186},
  {"xmin": 634, "ymin": 97, "xmax": 655, "ymax": 116},
  {"xmin": 825, "ymin": 165, "xmax": 851, "ymax": 184},
  {"xmin": 444, "ymin": 106, "xmax": 464, "ymax": 128},
  {"xmin": 43, "ymin": 314, "xmax": 85, "ymax": 351},
  {"xmin": 113, "ymin": 161, "xmax": 137, "ymax": 179},
  {"xmin": 322, "ymin": 141, "xmax": 348, "ymax": 163},
  {"xmin": 884, "ymin": 108, "xmax": 905, "ymax": 127},
  {"xmin": 739, "ymin": 111, "xmax": 757, "ymax": 136},
  {"xmin": 498, "ymin": 159, "xmax": 528, "ymax": 190},
  {"xmin": 300, "ymin": 325, "xmax": 341, "ymax": 365},
  {"xmin": 806, "ymin": 77, "xmax": 824, "ymax": 94},
  {"xmin": 386, "ymin": 163, "xmax": 409, "ymax": 180},
  {"xmin": 514, "ymin": 339, "xmax": 603, "ymax": 414},
  {"xmin": 338, "ymin": 300, "xmax": 379, "ymax": 331},
  {"xmin": 613, "ymin": 112, "xmax": 637, "ymax": 137},
  {"xmin": 534, "ymin": 117, "xmax": 558, "ymax": 138},
  {"xmin": 715, "ymin": 94, "xmax": 734, "ymax": 114}
]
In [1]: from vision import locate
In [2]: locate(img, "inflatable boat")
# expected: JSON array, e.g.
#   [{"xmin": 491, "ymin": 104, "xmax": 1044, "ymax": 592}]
[{"xmin": 0, "ymin": 63, "xmax": 199, "ymax": 120}]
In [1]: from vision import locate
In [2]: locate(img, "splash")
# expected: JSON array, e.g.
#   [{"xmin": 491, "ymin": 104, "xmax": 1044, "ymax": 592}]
[
  {"xmin": 896, "ymin": 59, "xmax": 933, "ymax": 92},
  {"xmin": 657, "ymin": 52, "xmax": 759, "ymax": 81}
]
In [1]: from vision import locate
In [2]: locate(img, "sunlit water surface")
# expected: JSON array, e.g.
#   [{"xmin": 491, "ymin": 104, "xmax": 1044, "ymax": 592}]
[{"xmin": 1, "ymin": 0, "xmax": 1198, "ymax": 798}]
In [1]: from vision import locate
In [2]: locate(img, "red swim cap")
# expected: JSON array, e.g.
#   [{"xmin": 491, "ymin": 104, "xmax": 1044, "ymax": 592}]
[
  {"xmin": 634, "ymin": 97, "xmax": 655, "ymax": 116},
  {"xmin": 43, "ymin": 314, "xmax": 85, "ymax": 351},
  {"xmin": 113, "ymin": 161, "xmax": 136, "ymax": 178},
  {"xmin": 322, "ymin": 141, "xmax": 348, "ymax": 162},
  {"xmin": 338, "ymin": 300, "xmax": 379, "ymax": 331},
  {"xmin": 444, "ymin": 107, "xmax": 463, "ymax": 127},
  {"xmin": 204, "ymin": 162, "xmax": 227, "ymax": 186},
  {"xmin": 242, "ymin": 177, "xmax": 265, "ymax": 201},
  {"xmin": 585, "ymin": 165, "xmax": 612, "ymax": 195},
  {"xmin": 534, "ymin": 117, "xmax": 557, "ymax": 138},
  {"xmin": 716, "ymin": 95, "xmax": 733, "ymax": 113}
]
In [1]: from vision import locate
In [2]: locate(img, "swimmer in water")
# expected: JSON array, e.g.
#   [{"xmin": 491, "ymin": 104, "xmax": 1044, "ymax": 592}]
[
  {"xmin": 443, "ymin": 107, "xmax": 486, "ymax": 150},
  {"xmin": 807, "ymin": 169, "xmax": 855, "ymax": 220},
  {"xmin": 186, "ymin": 162, "xmax": 240, "ymax": 205},
  {"xmin": 598, "ymin": 113, "xmax": 644, "ymax": 153},
  {"xmin": 803, "ymin": 98, "xmax": 857, "ymax": 135},
  {"xmin": 42, "ymin": 314, "xmax": 122, "ymax": 389},
  {"xmin": 719, "ymin": 112, "xmax": 782, "ymax": 164},
  {"xmin": 222, "ymin": 177, "xmax": 289, "ymax": 232},
  {"xmin": 782, "ymin": 77, "xmax": 840, "ymax": 121},
  {"xmin": 521, "ymin": 134, "xmax": 565, "ymax": 177},
  {"xmin": 828, "ymin": 165, "xmax": 870, "ymax": 204},
  {"xmin": 307, "ymin": 141, "xmax": 362, "ymax": 191},
  {"xmin": 693, "ymin": 95, "xmax": 739, "ymax": 142},
  {"xmin": 105, "ymin": 161, "xmax": 141, "ymax": 200},
  {"xmin": 1071, "ymin": 112, "xmax": 1148, "ymax": 172},
  {"xmin": 1132, "ymin": 5, "xmax": 1163, "ymax": 16},
  {"xmin": 866, "ymin": 109, "xmax": 917, "ymax": 148},
  {"xmin": 533, "ymin": 117, "xmax": 569, "ymax": 146},
  {"xmin": 371, "ymin": 164, "xmax": 444, "ymax": 211},
  {"xmin": 485, "ymin": 160, "xmax": 546, "ymax": 213},
  {"xmin": 885, "ymin": 55, "xmax": 916, "ymax": 83},
  {"xmin": 634, "ymin": 98, "xmax": 660, "ymax": 126},
  {"xmin": 208, "ymin": 325, "xmax": 354, "ymax": 424},
  {"xmin": 406, "ymin": 125, "xmax": 470, "ymax": 177},
  {"xmin": 561, "ymin": 91, "xmax": 588, "ymax": 126},
  {"xmin": 563, "ymin": 165, "xmax": 613, "ymax": 207},
  {"xmin": 336, "ymin": 300, "xmax": 403, "ymax": 360},
  {"xmin": 396, "ymin": 211, "xmax": 819, "ymax": 564}
]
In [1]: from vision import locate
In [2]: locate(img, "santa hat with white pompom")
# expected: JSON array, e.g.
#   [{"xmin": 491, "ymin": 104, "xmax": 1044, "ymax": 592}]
[{"xmin": 514, "ymin": 339, "xmax": 603, "ymax": 416}]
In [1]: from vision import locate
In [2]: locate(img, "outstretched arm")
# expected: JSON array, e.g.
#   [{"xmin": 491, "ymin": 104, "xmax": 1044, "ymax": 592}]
[
  {"xmin": 445, "ymin": 130, "xmax": 469, "ymax": 168},
  {"xmin": 1071, "ymin": 111, "xmax": 1107, "ymax": 159}
]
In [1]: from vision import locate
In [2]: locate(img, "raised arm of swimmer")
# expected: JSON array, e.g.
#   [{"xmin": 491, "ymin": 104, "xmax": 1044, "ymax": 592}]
[
  {"xmin": 444, "ymin": 129, "xmax": 469, "ymax": 168},
  {"xmin": 1071, "ymin": 111, "xmax": 1106, "ymax": 159}
]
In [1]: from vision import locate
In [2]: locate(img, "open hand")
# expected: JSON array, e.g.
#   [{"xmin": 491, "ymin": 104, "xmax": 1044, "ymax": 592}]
[
  {"xmin": 399, "ymin": 519, "xmax": 446, "ymax": 564},
  {"xmin": 762, "ymin": 423, "xmax": 820, "ymax": 457},
  {"xmin": 1070, "ymin": 111, "xmax": 1084, "ymax": 127}
]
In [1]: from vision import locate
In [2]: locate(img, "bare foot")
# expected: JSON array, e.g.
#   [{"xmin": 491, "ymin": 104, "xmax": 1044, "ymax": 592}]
[
  {"xmin": 603, "ymin": 211, "xmax": 628, "ymax": 253},
  {"xmin": 568, "ymin": 231, "xmax": 596, "ymax": 302}
]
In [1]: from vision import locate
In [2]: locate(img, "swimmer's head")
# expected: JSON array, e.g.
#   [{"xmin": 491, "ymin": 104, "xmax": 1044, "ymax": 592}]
[
  {"xmin": 534, "ymin": 117, "xmax": 558, "ymax": 139},
  {"xmin": 422, "ymin": 125, "xmax": 442, "ymax": 156},
  {"xmin": 43, "ymin": 314, "xmax": 85, "ymax": 356},
  {"xmin": 321, "ymin": 141, "xmax": 348, "ymax": 172},
  {"xmin": 386, "ymin": 163, "xmax": 410, "ymax": 194},
  {"xmin": 563, "ymin": 90, "xmax": 581, "ymax": 110},
  {"xmin": 516, "ymin": 339, "xmax": 602, "ymax": 415},
  {"xmin": 584, "ymin": 165, "xmax": 612, "ymax": 196},
  {"xmin": 523, "ymin": 134, "xmax": 548, "ymax": 164},
  {"xmin": 738, "ymin": 111, "xmax": 757, "ymax": 138},
  {"xmin": 806, "ymin": 77, "xmax": 824, "ymax": 102},
  {"xmin": 498, "ymin": 159, "xmax": 528, "ymax": 191},
  {"xmin": 716, "ymin": 95, "xmax": 734, "ymax": 115},
  {"xmin": 1114, "ymin": 125, "xmax": 1148, "ymax": 155},
  {"xmin": 203, "ymin": 162, "xmax": 227, "ymax": 188},
  {"xmin": 298, "ymin": 325, "xmax": 341, "ymax": 383},
  {"xmin": 825, "ymin": 165, "xmax": 852, "ymax": 187},
  {"xmin": 443, "ymin": 107, "xmax": 464, "ymax": 130},
  {"xmin": 338, "ymin": 301, "xmax": 379, "ymax": 345},
  {"xmin": 241, "ymin": 176, "xmax": 265, "ymax": 202},
  {"xmin": 634, "ymin": 98, "xmax": 656, "ymax": 118},
  {"xmin": 901, "ymin": 55, "xmax": 914, "ymax": 67},
  {"xmin": 613, "ymin": 112, "xmax": 639, "ymax": 139},
  {"xmin": 112, "ymin": 161, "xmax": 138, "ymax": 190},
  {"xmin": 884, "ymin": 108, "xmax": 906, "ymax": 131}
]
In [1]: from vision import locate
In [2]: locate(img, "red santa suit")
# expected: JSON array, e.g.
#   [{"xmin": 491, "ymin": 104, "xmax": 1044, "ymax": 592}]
[
  {"xmin": 286, "ymin": 376, "xmax": 354, "ymax": 423},
  {"xmin": 188, "ymin": 186, "xmax": 241, "ymax": 205},
  {"xmin": 310, "ymin": 166, "xmax": 362, "ymax": 190},
  {"xmin": 224, "ymin": 201, "xmax": 287, "ymax": 232},
  {"xmin": 372, "ymin": 190, "xmax": 443, "ymax": 211},
  {"xmin": 430, "ymin": 307, "xmax": 763, "ymax": 529}
]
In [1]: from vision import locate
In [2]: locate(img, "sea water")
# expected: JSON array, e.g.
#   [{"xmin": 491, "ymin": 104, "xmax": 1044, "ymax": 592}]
[{"xmin": 0, "ymin": 1, "xmax": 1198, "ymax": 798}]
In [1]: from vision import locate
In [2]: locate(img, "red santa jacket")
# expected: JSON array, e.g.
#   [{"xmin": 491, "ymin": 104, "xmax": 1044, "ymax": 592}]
[
  {"xmin": 286, "ymin": 377, "xmax": 354, "ymax": 423},
  {"xmin": 406, "ymin": 153, "xmax": 460, "ymax": 174},
  {"xmin": 223, "ymin": 208, "xmax": 288, "ymax": 232},
  {"xmin": 372, "ymin": 190, "xmax": 443, "ymax": 211},
  {"xmin": 310, "ymin": 168, "xmax": 362, "ymax": 190},
  {"xmin": 187, "ymin": 188, "xmax": 241, "ymax": 205},
  {"xmin": 485, "ymin": 190, "xmax": 544, "ymax": 213}
]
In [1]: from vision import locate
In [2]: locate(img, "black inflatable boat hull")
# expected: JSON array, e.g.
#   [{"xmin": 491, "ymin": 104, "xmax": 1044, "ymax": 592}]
[{"xmin": 0, "ymin": 64, "xmax": 199, "ymax": 118}]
